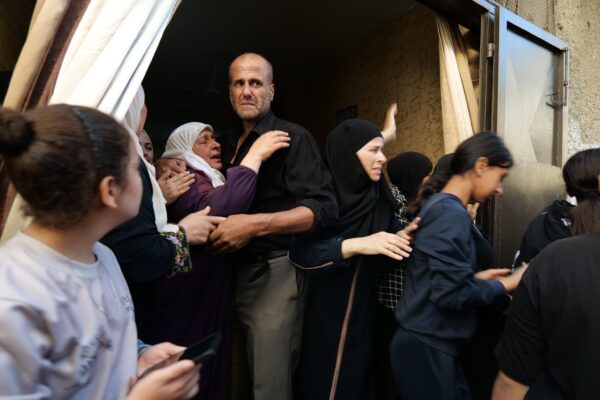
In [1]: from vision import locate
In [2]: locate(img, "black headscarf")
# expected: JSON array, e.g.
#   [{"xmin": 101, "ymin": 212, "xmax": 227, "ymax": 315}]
[
  {"xmin": 386, "ymin": 152, "xmax": 433, "ymax": 202},
  {"xmin": 325, "ymin": 119, "xmax": 394, "ymax": 238}
]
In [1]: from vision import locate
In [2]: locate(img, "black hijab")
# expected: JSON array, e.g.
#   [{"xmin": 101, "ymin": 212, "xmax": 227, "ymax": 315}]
[
  {"xmin": 325, "ymin": 119, "xmax": 394, "ymax": 238},
  {"xmin": 386, "ymin": 151, "xmax": 433, "ymax": 202}
]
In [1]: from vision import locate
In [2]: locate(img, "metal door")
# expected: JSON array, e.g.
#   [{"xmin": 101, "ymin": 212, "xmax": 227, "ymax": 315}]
[{"xmin": 486, "ymin": 6, "xmax": 569, "ymax": 267}]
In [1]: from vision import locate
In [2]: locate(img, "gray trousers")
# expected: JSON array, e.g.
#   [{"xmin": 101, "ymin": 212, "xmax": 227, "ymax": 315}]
[{"xmin": 235, "ymin": 255, "xmax": 306, "ymax": 400}]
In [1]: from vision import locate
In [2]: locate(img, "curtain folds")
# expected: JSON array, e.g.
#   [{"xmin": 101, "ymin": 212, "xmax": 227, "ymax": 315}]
[
  {"xmin": 436, "ymin": 16, "xmax": 479, "ymax": 154},
  {"xmin": 1, "ymin": 0, "xmax": 181, "ymax": 243}
]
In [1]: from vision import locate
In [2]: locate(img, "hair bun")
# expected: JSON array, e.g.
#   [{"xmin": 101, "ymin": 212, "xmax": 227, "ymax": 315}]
[{"xmin": 0, "ymin": 108, "xmax": 35, "ymax": 157}]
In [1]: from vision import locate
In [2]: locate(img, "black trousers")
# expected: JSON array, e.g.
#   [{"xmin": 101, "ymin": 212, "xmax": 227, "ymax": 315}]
[{"xmin": 390, "ymin": 328, "xmax": 471, "ymax": 400}]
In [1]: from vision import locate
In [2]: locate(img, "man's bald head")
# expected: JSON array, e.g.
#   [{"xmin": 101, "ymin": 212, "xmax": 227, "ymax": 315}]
[
  {"xmin": 228, "ymin": 53, "xmax": 276, "ymax": 123},
  {"xmin": 229, "ymin": 53, "xmax": 273, "ymax": 84}
]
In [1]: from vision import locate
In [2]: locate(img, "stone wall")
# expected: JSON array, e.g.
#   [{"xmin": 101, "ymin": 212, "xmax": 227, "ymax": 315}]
[
  {"xmin": 500, "ymin": 0, "xmax": 600, "ymax": 153},
  {"xmin": 554, "ymin": 0, "xmax": 600, "ymax": 152},
  {"xmin": 284, "ymin": 4, "xmax": 445, "ymax": 162}
]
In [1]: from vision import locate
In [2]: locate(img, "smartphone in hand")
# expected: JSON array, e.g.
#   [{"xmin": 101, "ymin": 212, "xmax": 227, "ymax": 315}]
[{"xmin": 138, "ymin": 332, "xmax": 222, "ymax": 379}]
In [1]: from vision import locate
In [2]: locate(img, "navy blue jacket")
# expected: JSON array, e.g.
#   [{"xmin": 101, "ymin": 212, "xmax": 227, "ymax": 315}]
[{"xmin": 395, "ymin": 193, "xmax": 505, "ymax": 356}]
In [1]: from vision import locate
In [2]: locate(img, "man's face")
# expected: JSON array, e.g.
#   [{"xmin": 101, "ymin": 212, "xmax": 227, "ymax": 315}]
[{"xmin": 229, "ymin": 56, "xmax": 274, "ymax": 122}]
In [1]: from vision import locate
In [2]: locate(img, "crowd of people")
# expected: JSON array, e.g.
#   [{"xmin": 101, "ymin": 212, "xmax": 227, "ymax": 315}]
[{"xmin": 0, "ymin": 52, "xmax": 599, "ymax": 400}]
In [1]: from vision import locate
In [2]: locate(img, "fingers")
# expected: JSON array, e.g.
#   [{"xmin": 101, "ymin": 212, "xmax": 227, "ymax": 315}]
[
  {"xmin": 154, "ymin": 359, "xmax": 195, "ymax": 382},
  {"xmin": 204, "ymin": 215, "xmax": 227, "ymax": 227},
  {"xmin": 158, "ymin": 342, "xmax": 186, "ymax": 355},
  {"xmin": 264, "ymin": 130, "xmax": 289, "ymax": 137},
  {"xmin": 380, "ymin": 232, "xmax": 411, "ymax": 259},
  {"xmin": 197, "ymin": 206, "xmax": 211, "ymax": 216},
  {"xmin": 402, "ymin": 217, "xmax": 420, "ymax": 236},
  {"xmin": 174, "ymin": 160, "xmax": 187, "ymax": 174},
  {"xmin": 487, "ymin": 268, "xmax": 511, "ymax": 277},
  {"xmin": 170, "ymin": 171, "xmax": 194, "ymax": 184}
]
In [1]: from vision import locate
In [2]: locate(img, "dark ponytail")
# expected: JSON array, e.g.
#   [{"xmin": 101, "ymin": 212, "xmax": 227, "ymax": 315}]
[
  {"xmin": 0, "ymin": 104, "xmax": 131, "ymax": 229},
  {"xmin": 0, "ymin": 109, "xmax": 35, "ymax": 157},
  {"xmin": 410, "ymin": 132, "xmax": 513, "ymax": 215},
  {"xmin": 564, "ymin": 148, "xmax": 600, "ymax": 235}
]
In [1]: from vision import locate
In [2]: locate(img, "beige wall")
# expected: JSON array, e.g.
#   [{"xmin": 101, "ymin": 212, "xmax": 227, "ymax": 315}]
[
  {"xmin": 553, "ymin": 0, "xmax": 600, "ymax": 153},
  {"xmin": 0, "ymin": 0, "xmax": 35, "ymax": 71},
  {"xmin": 285, "ymin": 4, "xmax": 444, "ymax": 163}
]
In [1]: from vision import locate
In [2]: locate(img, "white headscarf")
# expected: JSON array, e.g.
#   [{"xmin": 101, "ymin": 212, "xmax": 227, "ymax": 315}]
[
  {"xmin": 121, "ymin": 87, "xmax": 170, "ymax": 231},
  {"xmin": 163, "ymin": 122, "xmax": 226, "ymax": 188}
]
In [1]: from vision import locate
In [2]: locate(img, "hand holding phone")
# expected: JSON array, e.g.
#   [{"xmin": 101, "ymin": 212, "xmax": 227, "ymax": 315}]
[{"xmin": 138, "ymin": 332, "xmax": 222, "ymax": 380}]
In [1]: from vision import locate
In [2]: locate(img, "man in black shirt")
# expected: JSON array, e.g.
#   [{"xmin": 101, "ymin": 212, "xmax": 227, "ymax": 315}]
[
  {"xmin": 205, "ymin": 53, "xmax": 336, "ymax": 400},
  {"xmin": 493, "ymin": 230, "xmax": 600, "ymax": 399}
]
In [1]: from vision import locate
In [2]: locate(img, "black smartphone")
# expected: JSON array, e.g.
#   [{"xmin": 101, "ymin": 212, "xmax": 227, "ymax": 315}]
[
  {"xmin": 138, "ymin": 332, "xmax": 222, "ymax": 379},
  {"xmin": 179, "ymin": 332, "xmax": 222, "ymax": 364}
]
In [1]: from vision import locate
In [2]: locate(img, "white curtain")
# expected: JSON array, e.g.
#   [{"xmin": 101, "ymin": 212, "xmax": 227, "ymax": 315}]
[
  {"xmin": 436, "ymin": 16, "xmax": 478, "ymax": 153},
  {"xmin": 1, "ymin": 0, "xmax": 181, "ymax": 243}
]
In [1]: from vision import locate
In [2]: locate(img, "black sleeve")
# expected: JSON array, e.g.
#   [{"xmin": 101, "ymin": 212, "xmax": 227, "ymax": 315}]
[
  {"xmin": 513, "ymin": 213, "xmax": 546, "ymax": 268},
  {"xmin": 101, "ymin": 164, "xmax": 176, "ymax": 284},
  {"xmin": 283, "ymin": 129, "xmax": 338, "ymax": 230},
  {"xmin": 496, "ymin": 264, "xmax": 546, "ymax": 385},
  {"xmin": 289, "ymin": 234, "xmax": 350, "ymax": 272}
]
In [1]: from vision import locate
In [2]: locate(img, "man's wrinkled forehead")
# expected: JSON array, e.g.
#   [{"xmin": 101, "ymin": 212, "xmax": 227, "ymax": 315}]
[{"xmin": 229, "ymin": 54, "xmax": 273, "ymax": 84}]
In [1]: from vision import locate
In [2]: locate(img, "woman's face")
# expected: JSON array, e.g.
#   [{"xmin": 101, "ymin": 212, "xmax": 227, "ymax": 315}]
[
  {"xmin": 472, "ymin": 161, "xmax": 510, "ymax": 202},
  {"xmin": 117, "ymin": 139, "xmax": 143, "ymax": 222},
  {"xmin": 139, "ymin": 130, "xmax": 154, "ymax": 164},
  {"xmin": 192, "ymin": 129, "xmax": 222, "ymax": 170},
  {"xmin": 356, "ymin": 137, "xmax": 386, "ymax": 182}
]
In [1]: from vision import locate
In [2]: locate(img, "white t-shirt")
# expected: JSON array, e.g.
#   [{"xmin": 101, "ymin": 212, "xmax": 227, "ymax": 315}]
[{"xmin": 0, "ymin": 232, "xmax": 138, "ymax": 399}]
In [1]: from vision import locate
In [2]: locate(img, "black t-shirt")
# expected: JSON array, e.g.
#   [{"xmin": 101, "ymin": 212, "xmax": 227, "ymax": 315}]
[{"xmin": 496, "ymin": 232, "xmax": 600, "ymax": 399}]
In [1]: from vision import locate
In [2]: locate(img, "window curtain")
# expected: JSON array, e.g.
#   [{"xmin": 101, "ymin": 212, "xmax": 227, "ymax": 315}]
[
  {"xmin": 0, "ymin": 0, "xmax": 89, "ymax": 235},
  {"xmin": 436, "ymin": 16, "xmax": 479, "ymax": 153},
  {"xmin": 1, "ymin": 0, "xmax": 181, "ymax": 243}
]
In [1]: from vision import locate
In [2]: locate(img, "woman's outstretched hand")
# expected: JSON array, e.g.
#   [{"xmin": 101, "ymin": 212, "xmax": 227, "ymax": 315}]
[
  {"xmin": 381, "ymin": 102, "xmax": 398, "ymax": 144},
  {"xmin": 241, "ymin": 130, "xmax": 290, "ymax": 172},
  {"xmin": 342, "ymin": 231, "xmax": 412, "ymax": 261}
]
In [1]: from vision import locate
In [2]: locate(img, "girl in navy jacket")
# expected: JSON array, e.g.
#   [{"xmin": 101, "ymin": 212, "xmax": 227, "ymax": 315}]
[{"xmin": 392, "ymin": 132, "xmax": 525, "ymax": 399}]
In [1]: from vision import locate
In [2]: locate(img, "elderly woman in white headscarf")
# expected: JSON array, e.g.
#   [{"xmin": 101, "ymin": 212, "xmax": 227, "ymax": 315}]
[
  {"xmin": 148, "ymin": 121, "xmax": 290, "ymax": 400},
  {"xmin": 101, "ymin": 87, "xmax": 226, "ymax": 341}
]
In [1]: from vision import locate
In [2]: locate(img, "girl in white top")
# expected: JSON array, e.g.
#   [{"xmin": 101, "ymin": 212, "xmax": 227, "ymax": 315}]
[{"xmin": 0, "ymin": 104, "xmax": 199, "ymax": 399}]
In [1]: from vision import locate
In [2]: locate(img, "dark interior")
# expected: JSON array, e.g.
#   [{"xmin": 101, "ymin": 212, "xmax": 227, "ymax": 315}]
[{"xmin": 142, "ymin": 0, "xmax": 415, "ymax": 153}]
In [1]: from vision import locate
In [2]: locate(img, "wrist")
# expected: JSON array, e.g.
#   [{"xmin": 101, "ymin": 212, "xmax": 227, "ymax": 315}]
[
  {"xmin": 240, "ymin": 155, "xmax": 262, "ymax": 172},
  {"xmin": 341, "ymin": 238, "xmax": 360, "ymax": 259},
  {"xmin": 249, "ymin": 213, "xmax": 269, "ymax": 237}
]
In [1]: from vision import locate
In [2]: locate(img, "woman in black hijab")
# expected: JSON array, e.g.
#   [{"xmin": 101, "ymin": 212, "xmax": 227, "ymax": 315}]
[
  {"xmin": 290, "ymin": 119, "xmax": 416, "ymax": 400},
  {"xmin": 374, "ymin": 151, "xmax": 432, "ymax": 399}
]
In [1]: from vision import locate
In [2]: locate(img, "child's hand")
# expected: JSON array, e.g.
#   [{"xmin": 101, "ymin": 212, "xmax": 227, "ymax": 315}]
[
  {"xmin": 475, "ymin": 268, "xmax": 511, "ymax": 281},
  {"xmin": 127, "ymin": 360, "xmax": 200, "ymax": 400},
  {"xmin": 497, "ymin": 264, "xmax": 528, "ymax": 292},
  {"xmin": 137, "ymin": 342, "xmax": 185, "ymax": 376}
]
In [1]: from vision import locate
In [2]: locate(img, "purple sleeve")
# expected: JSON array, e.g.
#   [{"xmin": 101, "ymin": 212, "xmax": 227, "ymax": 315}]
[{"xmin": 168, "ymin": 166, "xmax": 257, "ymax": 220}]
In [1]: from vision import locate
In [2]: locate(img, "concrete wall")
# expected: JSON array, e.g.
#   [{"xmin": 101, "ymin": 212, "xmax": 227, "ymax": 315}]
[
  {"xmin": 553, "ymin": 0, "xmax": 600, "ymax": 153},
  {"xmin": 284, "ymin": 4, "xmax": 444, "ymax": 163}
]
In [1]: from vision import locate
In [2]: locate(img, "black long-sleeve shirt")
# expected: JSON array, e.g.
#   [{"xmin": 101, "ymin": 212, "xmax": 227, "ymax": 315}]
[
  {"xmin": 221, "ymin": 111, "xmax": 337, "ymax": 255},
  {"xmin": 496, "ymin": 232, "xmax": 600, "ymax": 399},
  {"xmin": 396, "ymin": 193, "xmax": 505, "ymax": 356}
]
